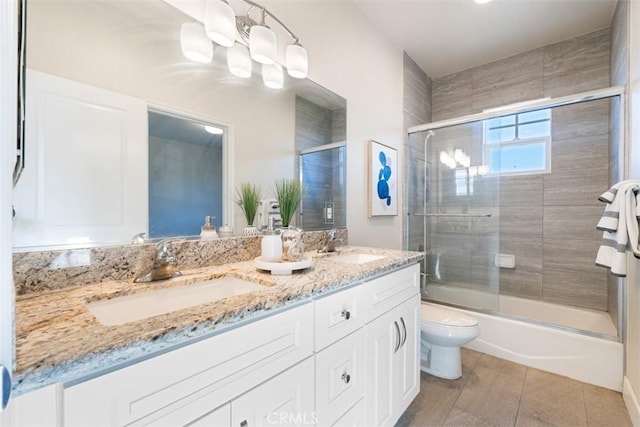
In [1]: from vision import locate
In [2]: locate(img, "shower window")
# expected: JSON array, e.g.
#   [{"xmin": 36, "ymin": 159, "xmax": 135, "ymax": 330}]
[{"xmin": 483, "ymin": 108, "xmax": 551, "ymax": 175}]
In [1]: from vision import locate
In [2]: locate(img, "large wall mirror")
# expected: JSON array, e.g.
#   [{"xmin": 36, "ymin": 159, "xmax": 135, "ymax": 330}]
[{"xmin": 14, "ymin": 0, "xmax": 346, "ymax": 251}]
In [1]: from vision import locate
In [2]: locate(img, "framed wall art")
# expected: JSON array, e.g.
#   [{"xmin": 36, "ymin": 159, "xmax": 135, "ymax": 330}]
[{"xmin": 368, "ymin": 140, "xmax": 398, "ymax": 217}]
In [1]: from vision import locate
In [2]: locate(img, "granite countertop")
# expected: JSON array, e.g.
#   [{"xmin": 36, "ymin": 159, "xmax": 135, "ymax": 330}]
[{"xmin": 14, "ymin": 246, "xmax": 423, "ymax": 395}]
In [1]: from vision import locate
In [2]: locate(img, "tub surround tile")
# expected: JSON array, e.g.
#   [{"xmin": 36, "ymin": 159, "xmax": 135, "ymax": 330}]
[
  {"xmin": 471, "ymin": 48, "xmax": 544, "ymax": 113},
  {"xmin": 542, "ymin": 238, "xmax": 603, "ymax": 274},
  {"xmin": 542, "ymin": 206, "xmax": 603, "ymax": 242},
  {"xmin": 13, "ymin": 245, "xmax": 421, "ymax": 396},
  {"xmin": 542, "ymin": 268, "xmax": 608, "ymax": 311},
  {"xmin": 543, "ymin": 28, "xmax": 610, "ymax": 98},
  {"xmin": 432, "ymin": 70, "xmax": 473, "ymax": 122}
]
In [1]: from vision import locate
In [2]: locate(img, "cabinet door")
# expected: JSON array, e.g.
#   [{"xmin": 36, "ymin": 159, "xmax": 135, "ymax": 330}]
[
  {"xmin": 315, "ymin": 329, "xmax": 365, "ymax": 426},
  {"xmin": 364, "ymin": 309, "xmax": 399, "ymax": 427},
  {"xmin": 330, "ymin": 398, "xmax": 364, "ymax": 427},
  {"xmin": 231, "ymin": 357, "xmax": 314, "ymax": 427},
  {"xmin": 395, "ymin": 295, "xmax": 420, "ymax": 417},
  {"xmin": 0, "ymin": 384, "xmax": 60, "ymax": 427}
]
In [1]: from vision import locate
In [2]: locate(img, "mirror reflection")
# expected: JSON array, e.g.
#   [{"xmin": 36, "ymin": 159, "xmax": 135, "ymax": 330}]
[
  {"xmin": 15, "ymin": 0, "xmax": 346, "ymax": 251},
  {"xmin": 148, "ymin": 110, "xmax": 224, "ymax": 238}
]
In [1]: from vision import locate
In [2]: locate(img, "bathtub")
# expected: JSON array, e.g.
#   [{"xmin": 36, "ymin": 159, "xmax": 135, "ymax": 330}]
[{"xmin": 423, "ymin": 286, "xmax": 623, "ymax": 391}]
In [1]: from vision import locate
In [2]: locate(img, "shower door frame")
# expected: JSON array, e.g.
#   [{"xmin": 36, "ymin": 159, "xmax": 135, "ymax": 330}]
[{"xmin": 405, "ymin": 85, "xmax": 627, "ymax": 342}]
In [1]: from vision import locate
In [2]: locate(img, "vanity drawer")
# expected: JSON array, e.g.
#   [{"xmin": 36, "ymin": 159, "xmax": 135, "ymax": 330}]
[
  {"xmin": 364, "ymin": 264, "xmax": 420, "ymax": 323},
  {"xmin": 314, "ymin": 284, "xmax": 364, "ymax": 351},
  {"xmin": 315, "ymin": 329, "xmax": 365, "ymax": 427},
  {"xmin": 64, "ymin": 303, "xmax": 313, "ymax": 427}
]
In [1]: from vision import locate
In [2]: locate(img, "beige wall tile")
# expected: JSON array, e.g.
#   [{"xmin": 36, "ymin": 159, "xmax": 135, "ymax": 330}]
[
  {"xmin": 542, "ymin": 268, "xmax": 608, "ymax": 310},
  {"xmin": 543, "ymin": 28, "xmax": 610, "ymax": 97},
  {"xmin": 472, "ymin": 49, "xmax": 544, "ymax": 113}
]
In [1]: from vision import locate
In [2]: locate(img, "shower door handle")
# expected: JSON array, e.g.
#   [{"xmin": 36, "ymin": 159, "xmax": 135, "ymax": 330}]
[{"xmin": 393, "ymin": 321, "xmax": 401, "ymax": 353}]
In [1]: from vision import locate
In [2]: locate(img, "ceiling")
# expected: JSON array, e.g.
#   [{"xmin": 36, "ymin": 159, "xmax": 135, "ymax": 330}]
[{"xmin": 352, "ymin": 0, "xmax": 618, "ymax": 79}]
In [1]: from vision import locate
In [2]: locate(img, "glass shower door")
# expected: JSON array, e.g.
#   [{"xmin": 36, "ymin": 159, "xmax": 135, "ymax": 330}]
[{"xmin": 407, "ymin": 124, "xmax": 500, "ymax": 312}]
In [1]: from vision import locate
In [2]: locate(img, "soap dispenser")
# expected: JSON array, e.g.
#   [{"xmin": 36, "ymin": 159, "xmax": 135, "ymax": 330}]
[
  {"xmin": 261, "ymin": 217, "xmax": 282, "ymax": 262},
  {"xmin": 200, "ymin": 216, "xmax": 218, "ymax": 239}
]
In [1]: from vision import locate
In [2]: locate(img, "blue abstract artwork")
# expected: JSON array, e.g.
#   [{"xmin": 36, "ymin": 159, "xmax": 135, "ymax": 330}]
[
  {"xmin": 377, "ymin": 151, "xmax": 392, "ymax": 206},
  {"xmin": 369, "ymin": 140, "xmax": 397, "ymax": 216}
]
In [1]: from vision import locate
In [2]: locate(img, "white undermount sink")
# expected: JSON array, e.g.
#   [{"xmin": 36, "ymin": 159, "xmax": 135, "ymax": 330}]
[
  {"xmin": 87, "ymin": 277, "xmax": 264, "ymax": 326},
  {"xmin": 330, "ymin": 253, "xmax": 386, "ymax": 265}
]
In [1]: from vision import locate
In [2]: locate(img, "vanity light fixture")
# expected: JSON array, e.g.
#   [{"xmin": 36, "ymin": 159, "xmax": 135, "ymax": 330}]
[
  {"xmin": 180, "ymin": 23, "xmax": 214, "ymax": 64},
  {"xmin": 248, "ymin": 8, "xmax": 277, "ymax": 65},
  {"xmin": 262, "ymin": 63, "xmax": 284, "ymax": 89},
  {"xmin": 204, "ymin": 0, "xmax": 236, "ymax": 47},
  {"xmin": 474, "ymin": 0, "xmax": 493, "ymax": 4},
  {"xmin": 180, "ymin": 0, "xmax": 309, "ymax": 84},
  {"xmin": 227, "ymin": 43, "xmax": 253, "ymax": 78}
]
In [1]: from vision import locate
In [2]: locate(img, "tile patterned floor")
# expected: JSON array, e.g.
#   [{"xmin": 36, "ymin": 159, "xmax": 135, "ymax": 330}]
[{"xmin": 396, "ymin": 349, "xmax": 632, "ymax": 427}]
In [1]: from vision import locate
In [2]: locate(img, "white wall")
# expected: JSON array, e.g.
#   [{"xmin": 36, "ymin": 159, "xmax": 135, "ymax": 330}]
[
  {"xmin": 263, "ymin": 1, "xmax": 405, "ymax": 249},
  {"xmin": 625, "ymin": 0, "xmax": 640, "ymax": 424}
]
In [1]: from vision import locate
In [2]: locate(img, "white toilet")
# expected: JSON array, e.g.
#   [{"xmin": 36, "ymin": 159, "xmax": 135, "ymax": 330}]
[{"xmin": 420, "ymin": 303, "xmax": 480, "ymax": 379}]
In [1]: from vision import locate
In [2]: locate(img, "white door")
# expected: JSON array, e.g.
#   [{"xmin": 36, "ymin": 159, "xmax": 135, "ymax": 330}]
[
  {"xmin": 231, "ymin": 358, "xmax": 315, "ymax": 427},
  {"xmin": 364, "ymin": 309, "xmax": 398, "ymax": 427},
  {"xmin": 13, "ymin": 69, "xmax": 148, "ymax": 248},
  {"xmin": 395, "ymin": 295, "xmax": 420, "ymax": 416}
]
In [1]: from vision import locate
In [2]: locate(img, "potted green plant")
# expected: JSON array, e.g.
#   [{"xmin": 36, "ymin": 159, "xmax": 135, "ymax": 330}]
[
  {"xmin": 236, "ymin": 182, "xmax": 262, "ymax": 236},
  {"xmin": 275, "ymin": 179, "xmax": 304, "ymax": 261},
  {"xmin": 275, "ymin": 178, "xmax": 303, "ymax": 228}
]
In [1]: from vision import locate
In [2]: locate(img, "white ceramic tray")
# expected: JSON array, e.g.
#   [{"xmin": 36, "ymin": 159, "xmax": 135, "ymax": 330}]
[{"xmin": 254, "ymin": 255, "xmax": 312, "ymax": 275}]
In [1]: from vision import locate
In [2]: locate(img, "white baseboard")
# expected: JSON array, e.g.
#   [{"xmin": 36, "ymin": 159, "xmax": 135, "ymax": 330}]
[{"xmin": 623, "ymin": 376, "xmax": 640, "ymax": 426}]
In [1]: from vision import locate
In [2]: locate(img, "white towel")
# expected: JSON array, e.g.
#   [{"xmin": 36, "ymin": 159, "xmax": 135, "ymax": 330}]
[{"xmin": 595, "ymin": 180, "xmax": 640, "ymax": 276}]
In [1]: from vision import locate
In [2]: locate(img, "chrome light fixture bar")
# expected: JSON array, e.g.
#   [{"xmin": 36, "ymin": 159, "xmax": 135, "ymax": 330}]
[{"xmin": 177, "ymin": 0, "xmax": 309, "ymax": 84}]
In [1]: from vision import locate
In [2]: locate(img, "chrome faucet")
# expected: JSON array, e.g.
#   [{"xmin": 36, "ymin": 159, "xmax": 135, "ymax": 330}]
[
  {"xmin": 134, "ymin": 239, "xmax": 183, "ymax": 283},
  {"xmin": 318, "ymin": 230, "xmax": 344, "ymax": 253}
]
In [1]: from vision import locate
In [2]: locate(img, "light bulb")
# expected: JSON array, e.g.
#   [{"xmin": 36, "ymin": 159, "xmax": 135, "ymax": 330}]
[
  {"xmin": 262, "ymin": 63, "xmax": 283, "ymax": 89},
  {"xmin": 180, "ymin": 23, "xmax": 213, "ymax": 64},
  {"xmin": 286, "ymin": 43, "xmax": 308, "ymax": 79},
  {"xmin": 204, "ymin": 0, "xmax": 236, "ymax": 48},
  {"xmin": 227, "ymin": 44, "xmax": 252, "ymax": 78},
  {"xmin": 250, "ymin": 25, "xmax": 277, "ymax": 65}
]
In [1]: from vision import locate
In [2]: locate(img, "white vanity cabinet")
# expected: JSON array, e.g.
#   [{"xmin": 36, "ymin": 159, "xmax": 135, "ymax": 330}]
[
  {"xmin": 8, "ymin": 263, "xmax": 420, "ymax": 427},
  {"xmin": 364, "ymin": 264, "xmax": 421, "ymax": 427},
  {"xmin": 64, "ymin": 303, "xmax": 314, "ymax": 426}
]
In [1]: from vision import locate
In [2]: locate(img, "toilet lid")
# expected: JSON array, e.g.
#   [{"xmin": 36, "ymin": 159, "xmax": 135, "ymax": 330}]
[{"xmin": 421, "ymin": 304, "xmax": 478, "ymax": 327}]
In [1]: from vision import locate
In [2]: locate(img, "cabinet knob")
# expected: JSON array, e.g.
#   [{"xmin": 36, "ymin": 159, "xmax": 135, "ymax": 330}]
[
  {"xmin": 341, "ymin": 310, "xmax": 351, "ymax": 320},
  {"xmin": 341, "ymin": 372, "xmax": 351, "ymax": 384},
  {"xmin": 240, "ymin": 420, "xmax": 248, "ymax": 427}
]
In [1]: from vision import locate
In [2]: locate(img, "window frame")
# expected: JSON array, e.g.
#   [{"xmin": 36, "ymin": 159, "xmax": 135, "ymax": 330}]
[{"xmin": 482, "ymin": 109, "xmax": 552, "ymax": 177}]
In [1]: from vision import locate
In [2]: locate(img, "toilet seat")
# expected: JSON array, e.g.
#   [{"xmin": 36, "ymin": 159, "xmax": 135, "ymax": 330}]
[{"xmin": 421, "ymin": 304, "xmax": 477, "ymax": 327}]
